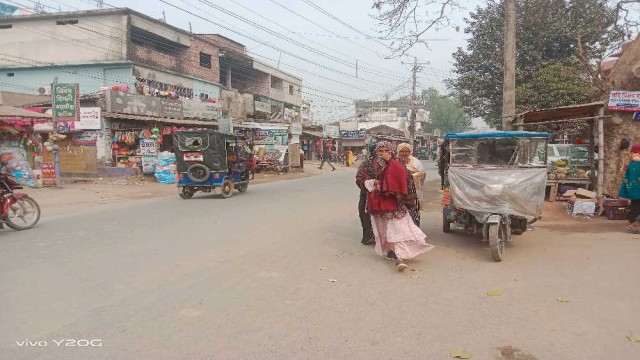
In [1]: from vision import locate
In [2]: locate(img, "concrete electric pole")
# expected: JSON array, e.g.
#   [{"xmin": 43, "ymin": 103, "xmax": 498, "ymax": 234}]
[
  {"xmin": 502, "ymin": 0, "xmax": 516, "ymax": 130},
  {"xmin": 410, "ymin": 57, "xmax": 418, "ymax": 146}
]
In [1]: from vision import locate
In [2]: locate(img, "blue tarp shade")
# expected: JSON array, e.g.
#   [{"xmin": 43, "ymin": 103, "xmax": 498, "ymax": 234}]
[
  {"xmin": 0, "ymin": 2, "xmax": 18, "ymax": 17},
  {"xmin": 444, "ymin": 131, "xmax": 551, "ymax": 140}
]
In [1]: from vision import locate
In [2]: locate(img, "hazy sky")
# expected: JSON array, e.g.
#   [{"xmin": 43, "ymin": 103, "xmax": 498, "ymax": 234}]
[{"xmin": 27, "ymin": 0, "xmax": 485, "ymax": 124}]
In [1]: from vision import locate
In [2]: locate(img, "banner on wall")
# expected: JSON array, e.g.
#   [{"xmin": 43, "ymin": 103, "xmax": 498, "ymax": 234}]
[
  {"xmin": 140, "ymin": 139, "xmax": 158, "ymax": 174},
  {"xmin": 76, "ymin": 108, "xmax": 102, "ymax": 130}
]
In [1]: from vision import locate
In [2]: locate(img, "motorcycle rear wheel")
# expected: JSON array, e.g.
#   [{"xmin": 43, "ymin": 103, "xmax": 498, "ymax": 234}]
[{"xmin": 5, "ymin": 196, "xmax": 41, "ymax": 230}]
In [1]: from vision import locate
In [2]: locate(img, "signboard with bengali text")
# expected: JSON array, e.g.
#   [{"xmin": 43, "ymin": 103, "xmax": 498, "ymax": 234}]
[
  {"xmin": 608, "ymin": 90, "xmax": 640, "ymax": 112},
  {"xmin": 53, "ymin": 83, "xmax": 80, "ymax": 122}
]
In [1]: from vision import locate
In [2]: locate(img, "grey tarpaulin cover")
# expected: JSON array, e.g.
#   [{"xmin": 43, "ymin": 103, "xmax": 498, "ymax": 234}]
[{"xmin": 448, "ymin": 167, "xmax": 547, "ymax": 222}]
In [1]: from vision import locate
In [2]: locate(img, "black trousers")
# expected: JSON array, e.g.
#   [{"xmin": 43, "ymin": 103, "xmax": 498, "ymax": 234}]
[
  {"xmin": 319, "ymin": 159, "xmax": 335, "ymax": 169},
  {"xmin": 630, "ymin": 200, "xmax": 640, "ymax": 223},
  {"xmin": 359, "ymin": 192, "xmax": 373, "ymax": 242}
]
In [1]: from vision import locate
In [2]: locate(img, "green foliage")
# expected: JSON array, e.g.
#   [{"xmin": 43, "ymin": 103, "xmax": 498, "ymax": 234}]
[
  {"xmin": 517, "ymin": 63, "xmax": 590, "ymax": 111},
  {"xmin": 448, "ymin": 0, "xmax": 626, "ymax": 128},
  {"xmin": 421, "ymin": 88, "xmax": 471, "ymax": 133}
]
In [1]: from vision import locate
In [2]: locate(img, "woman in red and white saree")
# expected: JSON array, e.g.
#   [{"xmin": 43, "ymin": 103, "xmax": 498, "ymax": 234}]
[{"xmin": 366, "ymin": 141, "xmax": 434, "ymax": 272}]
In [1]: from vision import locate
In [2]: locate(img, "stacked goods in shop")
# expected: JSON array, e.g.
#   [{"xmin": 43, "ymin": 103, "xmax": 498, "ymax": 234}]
[
  {"xmin": 154, "ymin": 151, "xmax": 176, "ymax": 184},
  {"xmin": 547, "ymin": 163, "xmax": 588, "ymax": 180}
]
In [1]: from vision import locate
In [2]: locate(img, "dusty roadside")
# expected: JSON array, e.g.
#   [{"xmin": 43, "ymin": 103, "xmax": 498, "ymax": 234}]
[{"xmin": 23, "ymin": 160, "xmax": 354, "ymax": 217}]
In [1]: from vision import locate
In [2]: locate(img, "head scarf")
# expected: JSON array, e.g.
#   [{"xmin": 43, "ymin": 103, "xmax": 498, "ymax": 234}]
[
  {"xmin": 397, "ymin": 142, "xmax": 413, "ymax": 154},
  {"xmin": 375, "ymin": 140, "xmax": 395, "ymax": 171},
  {"xmin": 375, "ymin": 140, "xmax": 395, "ymax": 154}
]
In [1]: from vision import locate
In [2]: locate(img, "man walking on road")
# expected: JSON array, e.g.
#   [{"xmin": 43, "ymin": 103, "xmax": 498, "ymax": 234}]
[
  {"xmin": 318, "ymin": 144, "xmax": 336, "ymax": 171},
  {"xmin": 356, "ymin": 141, "xmax": 377, "ymax": 244}
]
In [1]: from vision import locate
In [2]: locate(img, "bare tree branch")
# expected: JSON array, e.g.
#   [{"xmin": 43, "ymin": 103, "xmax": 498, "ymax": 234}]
[{"xmin": 372, "ymin": 0, "xmax": 460, "ymax": 56}]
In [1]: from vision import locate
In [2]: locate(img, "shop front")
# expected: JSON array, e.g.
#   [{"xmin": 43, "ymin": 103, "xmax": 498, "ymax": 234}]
[
  {"xmin": 0, "ymin": 104, "xmax": 51, "ymax": 187},
  {"xmin": 339, "ymin": 130, "xmax": 366, "ymax": 155}
]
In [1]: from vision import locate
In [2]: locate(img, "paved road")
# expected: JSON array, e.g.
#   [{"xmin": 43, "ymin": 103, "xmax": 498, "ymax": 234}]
[{"xmin": 1, "ymin": 165, "xmax": 639, "ymax": 360}]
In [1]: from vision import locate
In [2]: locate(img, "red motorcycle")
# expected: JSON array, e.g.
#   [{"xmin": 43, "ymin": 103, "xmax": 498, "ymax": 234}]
[{"xmin": 0, "ymin": 172, "xmax": 40, "ymax": 230}]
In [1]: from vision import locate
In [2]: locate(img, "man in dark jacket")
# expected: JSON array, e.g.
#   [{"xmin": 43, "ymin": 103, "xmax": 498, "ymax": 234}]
[
  {"xmin": 355, "ymin": 141, "xmax": 378, "ymax": 244},
  {"xmin": 318, "ymin": 145, "xmax": 336, "ymax": 171}
]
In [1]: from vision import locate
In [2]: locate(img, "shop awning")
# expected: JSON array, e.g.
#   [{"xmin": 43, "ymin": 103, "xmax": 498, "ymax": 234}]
[
  {"xmin": 302, "ymin": 130, "xmax": 323, "ymax": 138},
  {"xmin": 513, "ymin": 102, "xmax": 606, "ymax": 125},
  {"xmin": 103, "ymin": 112, "xmax": 217, "ymax": 127},
  {"xmin": 0, "ymin": 105, "xmax": 51, "ymax": 119},
  {"xmin": 341, "ymin": 138, "xmax": 366, "ymax": 147}
]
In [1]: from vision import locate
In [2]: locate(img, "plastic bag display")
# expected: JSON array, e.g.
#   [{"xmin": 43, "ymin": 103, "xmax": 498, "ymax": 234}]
[
  {"xmin": 448, "ymin": 167, "xmax": 547, "ymax": 222},
  {"xmin": 154, "ymin": 151, "xmax": 177, "ymax": 184},
  {"xmin": 0, "ymin": 150, "xmax": 37, "ymax": 188}
]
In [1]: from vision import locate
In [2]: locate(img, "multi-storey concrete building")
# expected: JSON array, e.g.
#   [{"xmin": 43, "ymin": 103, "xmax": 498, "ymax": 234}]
[{"xmin": 0, "ymin": 8, "xmax": 302, "ymax": 122}]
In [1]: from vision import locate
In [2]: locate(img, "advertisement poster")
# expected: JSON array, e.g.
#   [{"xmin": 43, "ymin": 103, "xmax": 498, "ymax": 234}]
[
  {"xmin": 323, "ymin": 125, "xmax": 339, "ymax": 139},
  {"xmin": 218, "ymin": 117, "xmax": 233, "ymax": 134},
  {"xmin": 140, "ymin": 139, "xmax": 158, "ymax": 174},
  {"xmin": 41, "ymin": 162, "xmax": 56, "ymax": 187},
  {"xmin": 608, "ymin": 90, "xmax": 640, "ymax": 112},
  {"xmin": 290, "ymin": 123, "xmax": 303, "ymax": 135},
  {"xmin": 73, "ymin": 131, "xmax": 99, "ymax": 146},
  {"xmin": 254, "ymin": 129, "xmax": 289, "ymax": 146},
  {"xmin": 77, "ymin": 108, "xmax": 102, "ymax": 130}
]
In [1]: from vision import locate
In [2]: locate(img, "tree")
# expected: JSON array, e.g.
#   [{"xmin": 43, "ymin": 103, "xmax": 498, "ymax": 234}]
[
  {"xmin": 447, "ymin": 0, "xmax": 638, "ymax": 128},
  {"xmin": 372, "ymin": 0, "xmax": 640, "ymax": 57},
  {"xmin": 421, "ymin": 88, "xmax": 471, "ymax": 133},
  {"xmin": 372, "ymin": 0, "xmax": 461, "ymax": 56},
  {"xmin": 516, "ymin": 63, "xmax": 590, "ymax": 111}
]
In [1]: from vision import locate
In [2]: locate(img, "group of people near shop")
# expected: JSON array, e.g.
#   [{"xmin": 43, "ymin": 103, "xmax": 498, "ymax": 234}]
[{"xmin": 356, "ymin": 139, "xmax": 434, "ymax": 272}]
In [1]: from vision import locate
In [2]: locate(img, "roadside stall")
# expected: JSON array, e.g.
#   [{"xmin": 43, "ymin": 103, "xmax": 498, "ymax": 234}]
[
  {"xmin": 0, "ymin": 102, "xmax": 50, "ymax": 187},
  {"xmin": 513, "ymin": 102, "xmax": 607, "ymax": 203}
]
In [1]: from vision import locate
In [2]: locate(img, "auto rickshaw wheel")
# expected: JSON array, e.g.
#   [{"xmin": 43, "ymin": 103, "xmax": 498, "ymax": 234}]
[
  {"xmin": 221, "ymin": 179, "xmax": 233, "ymax": 198},
  {"xmin": 236, "ymin": 182, "xmax": 248, "ymax": 193},
  {"xmin": 442, "ymin": 211, "xmax": 451, "ymax": 233},
  {"xmin": 179, "ymin": 187, "xmax": 195, "ymax": 199},
  {"xmin": 488, "ymin": 223, "xmax": 505, "ymax": 262},
  {"xmin": 186, "ymin": 164, "xmax": 210, "ymax": 183}
]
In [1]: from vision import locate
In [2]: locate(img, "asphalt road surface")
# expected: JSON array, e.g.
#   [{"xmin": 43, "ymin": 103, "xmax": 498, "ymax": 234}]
[{"xmin": 1, "ymin": 163, "xmax": 639, "ymax": 360}]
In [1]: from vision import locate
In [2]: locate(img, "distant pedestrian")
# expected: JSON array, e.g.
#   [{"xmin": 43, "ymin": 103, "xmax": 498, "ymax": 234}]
[
  {"xmin": 299, "ymin": 147, "xmax": 305, "ymax": 169},
  {"xmin": 318, "ymin": 145, "xmax": 336, "ymax": 171},
  {"xmin": 365, "ymin": 141, "xmax": 434, "ymax": 271},
  {"xmin": 620, "ymin": 143, "xmax": 640, "ymax": 233},
  {"xmin": 344, "ymin": 147, "xmax": 354, "ymax": 167}
]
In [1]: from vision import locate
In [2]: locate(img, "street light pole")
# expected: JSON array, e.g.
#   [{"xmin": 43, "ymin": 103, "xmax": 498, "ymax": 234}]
[
  {"xmin": 51, "ymin": 77, "xmax": 61, "ymax": 187},
  {"xmin": 410, "ymin": 57, "xmax": 418, "ymax": 146}
]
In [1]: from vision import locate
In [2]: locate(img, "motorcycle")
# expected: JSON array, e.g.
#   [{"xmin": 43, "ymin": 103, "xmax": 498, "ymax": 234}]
[{"xmin": 0, "ymin": 171, "xmax": 40, "ymax": 230}]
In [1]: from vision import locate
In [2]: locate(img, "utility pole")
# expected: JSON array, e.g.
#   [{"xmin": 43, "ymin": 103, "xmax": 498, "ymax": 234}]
[
  {"xmin": 51, "ymin": 77, "xmax": 61, "ymax": 188},
  {"xmin": 410, "ymin": 57, "xmax": 418, "ymax": 146},
  {"xmin": 502, "ymin": 0, "xmax": 516, "ymax": 130}
]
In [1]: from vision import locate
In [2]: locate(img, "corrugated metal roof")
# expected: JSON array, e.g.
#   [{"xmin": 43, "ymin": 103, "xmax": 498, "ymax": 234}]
[
  {"xmin": 0, "ymin": 105, "xmax": 51, "ymax": 118},
  {"xmin": 0, "ymin": 91, "xmax": 51, "ymax": 107},
  {"xmin": 514, "ymin": 102, "xmax": 606, "ymax": 124}
]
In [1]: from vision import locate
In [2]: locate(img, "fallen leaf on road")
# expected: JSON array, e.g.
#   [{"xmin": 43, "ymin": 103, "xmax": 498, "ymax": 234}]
[
  {"xmin": 328, "ymin": 279, "xmax": 337, "ymax": 283},
  {"xmin": 486, "ymin": 290, "xmax": 503, "ymax": 297},
  {"xmin": 626, "ymin": 333, "xmax": 640, "ymax": 343},
  {"xmin": 409, "ymin": 275, "xmax": 421, "ymax": 279},
  {"xmin": 556, "ymin": 296, "xmax": 571, "ymax": 303},
  {"xmin": 450, "ymin": 350, "xmax": 472, "ymax": 359}
]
